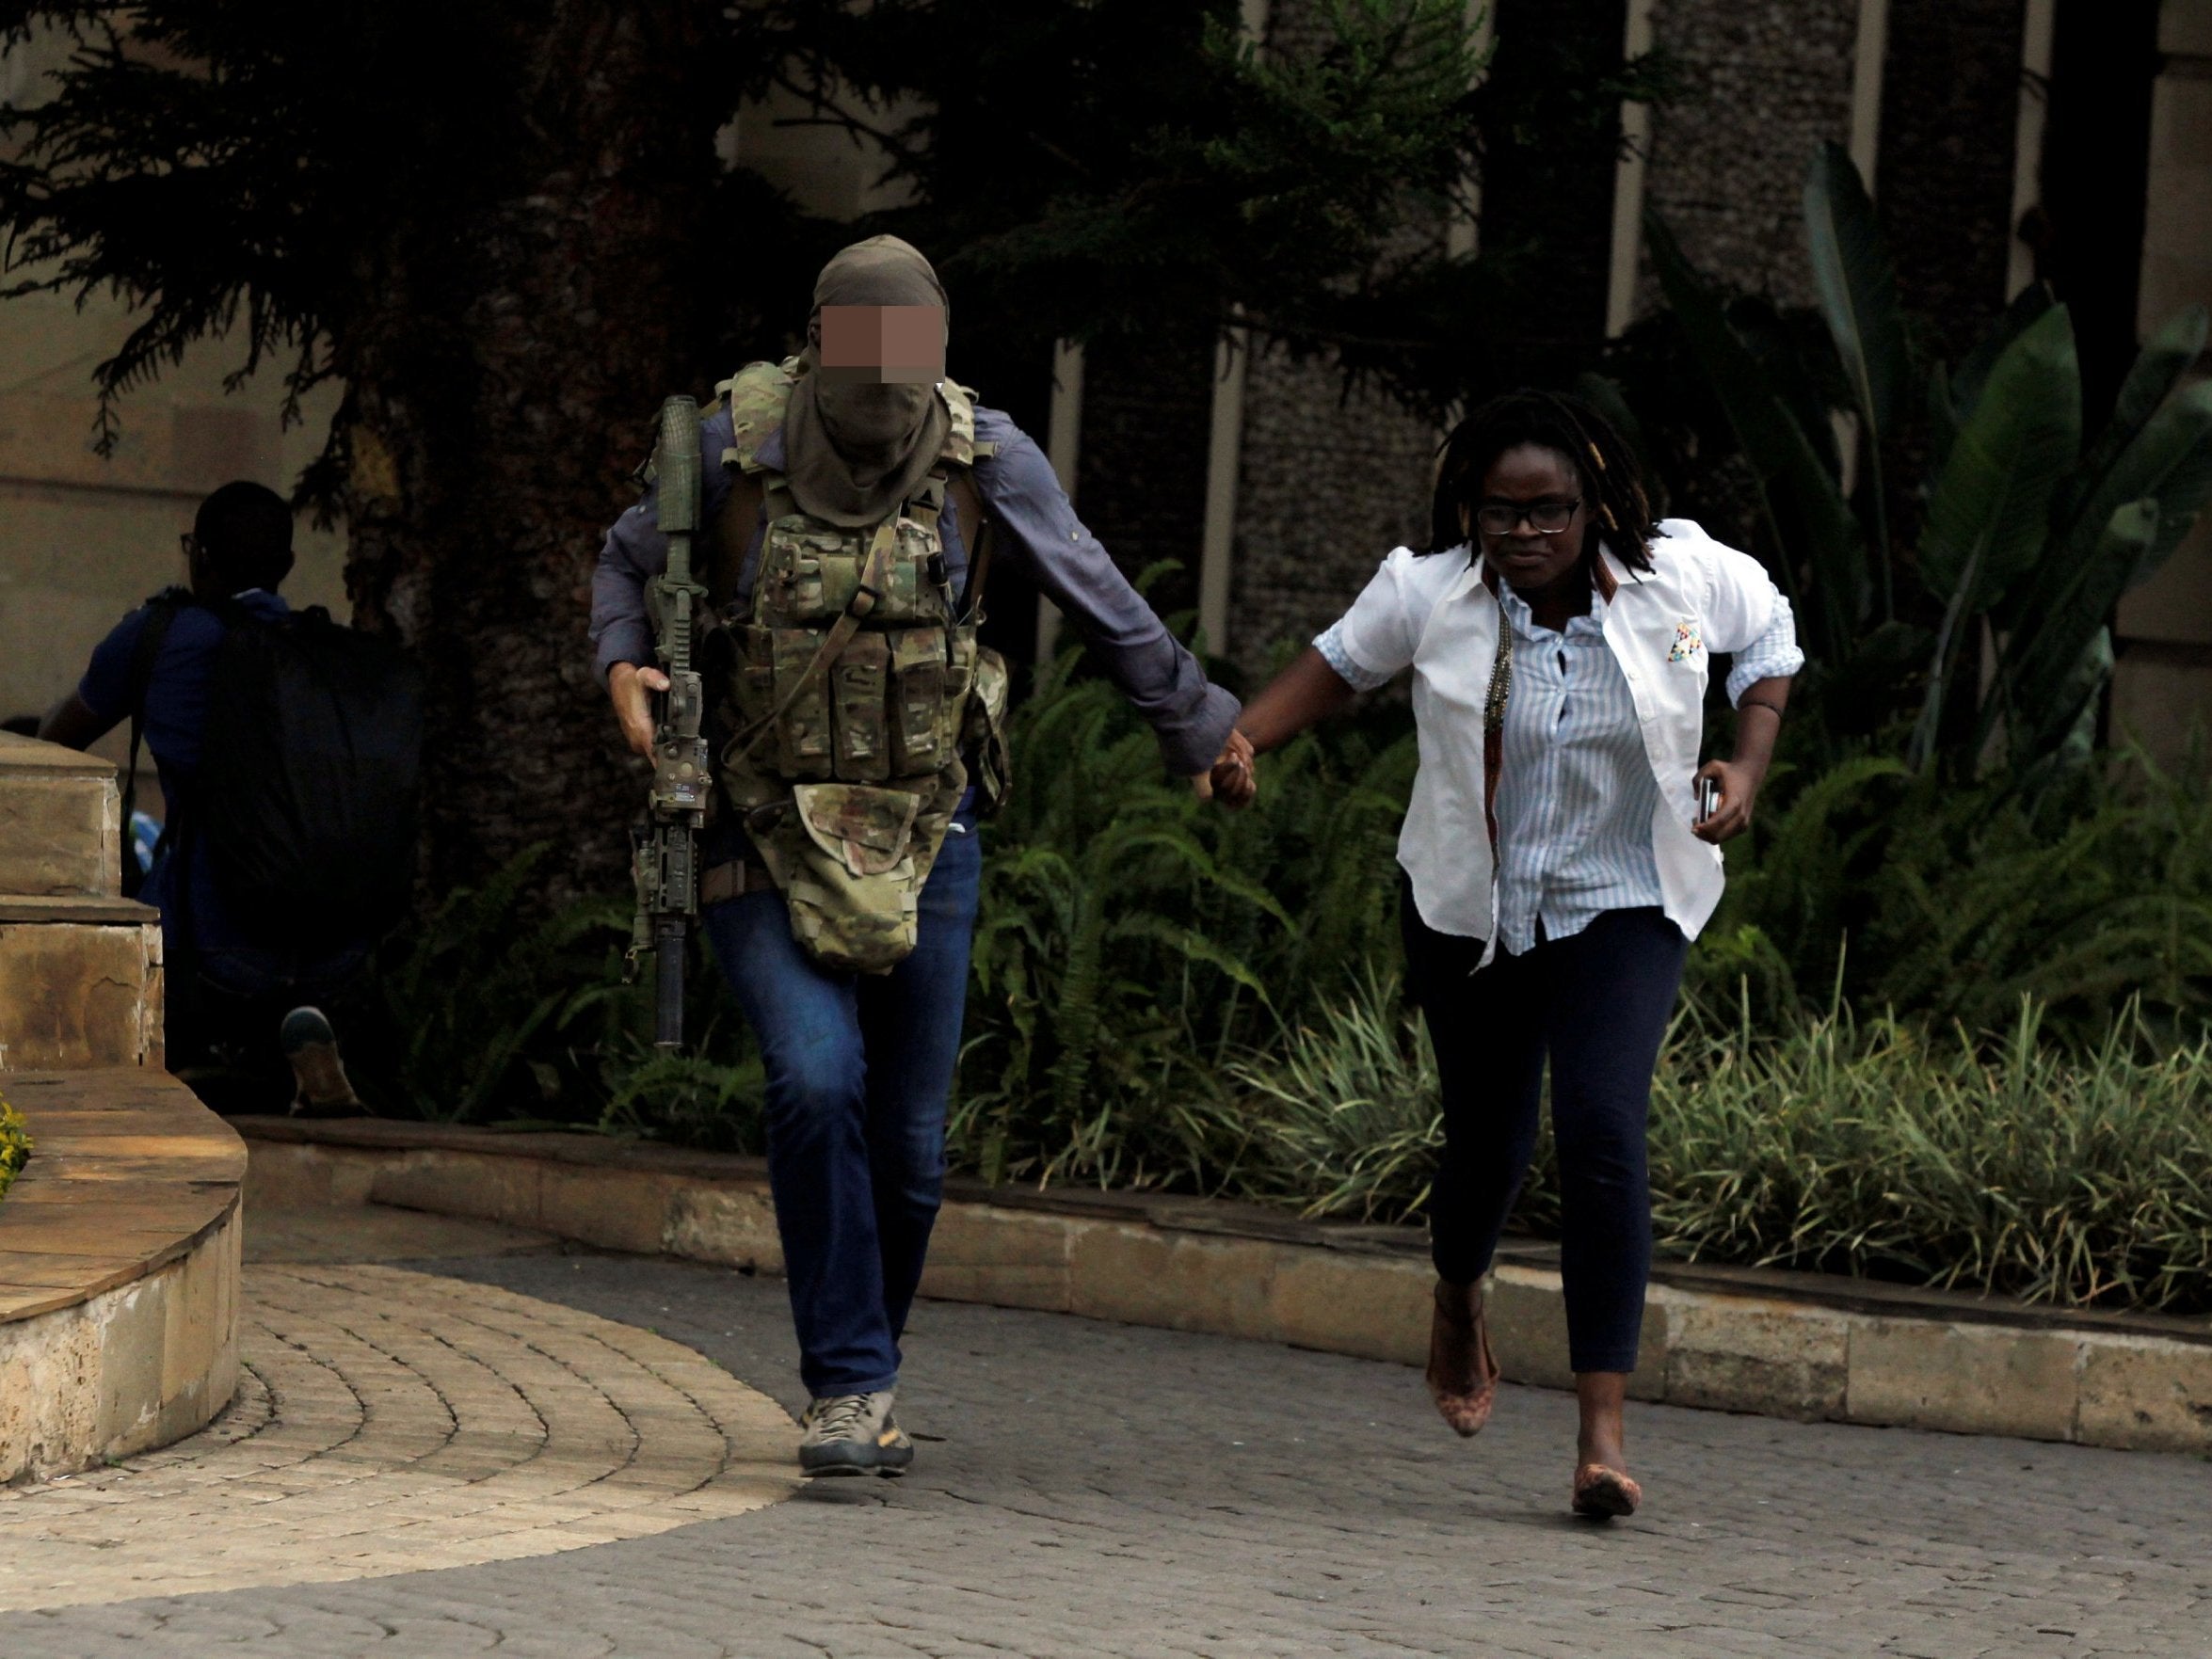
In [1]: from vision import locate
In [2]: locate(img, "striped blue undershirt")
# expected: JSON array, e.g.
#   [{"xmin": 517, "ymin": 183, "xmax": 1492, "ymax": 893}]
[{"xmin": 1485, "ymin": 583, "xmax": 1662, "ymax": 955}]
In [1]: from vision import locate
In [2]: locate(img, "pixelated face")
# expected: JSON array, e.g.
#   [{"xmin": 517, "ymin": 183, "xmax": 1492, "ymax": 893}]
[
  {"xmin": 1472, "ymin": 442, "xmax": 1588, "ymax": 595},
  {"xmin": 815, "ymin": 305, "xmax": 946, "ymax": 384}
]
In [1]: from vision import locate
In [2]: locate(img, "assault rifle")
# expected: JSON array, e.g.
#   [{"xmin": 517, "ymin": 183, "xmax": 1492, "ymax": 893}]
[{"xmin": 628, "ymin": 395, "xmax": 712, "ymax": 1050}]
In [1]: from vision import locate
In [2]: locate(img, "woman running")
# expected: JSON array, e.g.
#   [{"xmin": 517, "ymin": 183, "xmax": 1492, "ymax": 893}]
[{"xmin": 1219, "ymin": 390, "xmax": 1802, "ymax": 1518}]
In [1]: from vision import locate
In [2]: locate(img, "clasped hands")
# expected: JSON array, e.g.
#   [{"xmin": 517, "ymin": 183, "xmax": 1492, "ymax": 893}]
[{"xmin": 1190, "ymin": 728, "xmax": 1257, "ymax": 807}]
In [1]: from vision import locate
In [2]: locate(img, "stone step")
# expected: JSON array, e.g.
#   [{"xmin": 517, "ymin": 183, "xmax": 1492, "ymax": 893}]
[
  {"xmin": 0, "ymin": 896, "xmax": 163, "ymax": 1070},
  {"xmin": 0, "ymin": 733, "xmax": 122, "ymax": 900}
]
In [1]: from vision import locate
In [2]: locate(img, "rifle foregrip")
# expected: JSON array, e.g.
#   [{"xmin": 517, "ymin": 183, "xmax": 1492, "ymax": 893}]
[{"xmin": 654, "ymin": 917, "xmax": 686, "ymax": 1051}]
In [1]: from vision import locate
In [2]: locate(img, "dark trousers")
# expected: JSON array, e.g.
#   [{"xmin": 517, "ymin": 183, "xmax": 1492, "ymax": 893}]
[
  {"xmin": 1403, "ymin": 895, "xmax": 1687, "ymax": 1375},
  {"xmin": 166, "ymin": 957, "xmax": 371, "ymax": 1116},
  {"xmin": 701, "ymin": 809, "xmax": 983, "ymax": 1398}
]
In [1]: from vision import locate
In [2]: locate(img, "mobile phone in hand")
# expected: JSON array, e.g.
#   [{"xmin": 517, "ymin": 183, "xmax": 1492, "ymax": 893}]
[{"xmin": 1696, "ymin": 776, "xmax": 1721, "ymax": 823}]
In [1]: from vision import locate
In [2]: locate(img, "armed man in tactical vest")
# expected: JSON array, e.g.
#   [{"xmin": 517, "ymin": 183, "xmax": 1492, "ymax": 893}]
[{"xmin": 591, "ymin": 237, "xmax": 1251, "ymax": 1476}]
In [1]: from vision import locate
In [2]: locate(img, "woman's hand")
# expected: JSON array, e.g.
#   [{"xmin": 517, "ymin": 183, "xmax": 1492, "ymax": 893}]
[
  {"xmin": 1197, "ymin": 728, "xmax": 1257, "ymax": 807},
  {"xmin": 1691, "ymin": 758, "xmax": 1760, "ymax": 842},
  {"xmin": 608, "ymin": 662, "xmax": 670, "ymax": 758}
]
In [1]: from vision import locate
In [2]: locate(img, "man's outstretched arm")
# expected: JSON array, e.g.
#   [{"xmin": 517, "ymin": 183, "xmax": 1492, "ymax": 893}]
[{"xmin": 970, "ymin": 412, "xmax": 1242, "ymax": 784}]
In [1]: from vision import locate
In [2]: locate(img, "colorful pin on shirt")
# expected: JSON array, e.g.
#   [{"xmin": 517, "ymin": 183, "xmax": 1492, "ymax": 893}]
[{"xmin": 1669, "ymin": 620, "xmax": 1704, "ymax": 662}]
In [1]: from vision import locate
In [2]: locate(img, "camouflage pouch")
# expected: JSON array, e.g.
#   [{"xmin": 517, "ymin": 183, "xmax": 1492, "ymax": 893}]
[
  {"xmin": 962, "ymin": 645, "xmax": 1013, "ymax": 818},
  {"xmin": 754, "ymin": 782, "xmax": 926, "ymax": 973}
]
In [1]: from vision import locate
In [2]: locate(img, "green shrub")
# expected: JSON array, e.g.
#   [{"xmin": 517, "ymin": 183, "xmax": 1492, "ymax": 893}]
[
  {"xmin": 1227, "ymin": 971, "xmax": 2212, "ymax": 1314},
  {"xmin": 952, "ymin": 645, "xmax": 1413, "ymax": 1188},
  {"xmin": 0, "ymin": 1090, "xmax": 29, "ymax": 1203},
  {"xmin": 1699, "ymin": 741, "xmax": 2212, "ymax": 1039}
]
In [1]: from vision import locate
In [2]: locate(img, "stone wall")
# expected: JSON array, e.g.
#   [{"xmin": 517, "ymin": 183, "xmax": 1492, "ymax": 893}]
[
  {"xmin": 1636, "ymin": 0, "xmax": 1863, "ymax": 312},
  {"xmin": 1216, "ymin": 0, "xmax": 1450, "ymax": 682},
  {"xmin": 1877, "ymin": 0, "xmax": 2029, "ymax": 366},
  {"xmin": 1072, "ymin": 327, "xmax": 1217, "ymax": 626},
  {"xmin": 1226, "ymin": 347, "xmax": 1437, "ymax": 680}
]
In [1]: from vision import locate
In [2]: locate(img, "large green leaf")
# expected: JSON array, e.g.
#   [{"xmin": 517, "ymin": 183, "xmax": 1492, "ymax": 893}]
[
  {"xmin": 1646, "ymin": 209, "xmax": 1868, "ymax": 658},
  {"xmin": 1991, "ymin": 377, "xmax": 2212, "ymax": 685},
  {"xmin": 1917, "ymin": 303, "xmax": 2081, "ymax": 605},
  {"xmin": 1982, "ymin": 500, "xmax": 2157, "ymax": 767},
  {"xmin": 1804, "ymin": 142, "xmax": 1903, "ymax": 437},
  {"xmin": 2060, "ymin": 379, "xmax": 2212, "ymax": 598},
  {"xmin": 2071, "ymin": 306, "xmax": 2208, "ymax": 511},
  {"xmin": 1804, "ymin": 142, "xmax": 1904, "ymax": 619},
  {"xmin": 1931, "ymin": 282, "xmax": 2055, "ymax": 477}
]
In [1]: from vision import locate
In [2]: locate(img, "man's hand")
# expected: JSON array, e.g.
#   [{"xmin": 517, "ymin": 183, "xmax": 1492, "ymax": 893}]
[
  {"xmin": 1196, "ymin": 728, "xmax": 1257, "ymax": 808},
  {"xmin": 609, "ymin": 662, "xmax": 670, "ymax": 759},
  {"xmin": 1691, "ymin": 758, "xmax": 1760, "ymax": 843}
]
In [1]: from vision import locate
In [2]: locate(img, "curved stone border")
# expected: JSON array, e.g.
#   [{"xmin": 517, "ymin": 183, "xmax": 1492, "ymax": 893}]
[
  {"xmin": 0, "ymin": 1264, "xmax": 795, "ymax": 1612},
  {"xmin": 238, "ymin": 1117, "xmax": 2212, "ymax": 1457},
  {"xmin": 0, "ymin": 1068, "xmax": 246, "ymax": 1481}
]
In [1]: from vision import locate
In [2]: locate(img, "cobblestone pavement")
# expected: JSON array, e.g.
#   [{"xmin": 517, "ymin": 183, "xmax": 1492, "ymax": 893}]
[
  {"xmin": 0, "ymin": 1265, "xmax": 793, "ymax": 1613},
  {"xmin": 13, "ymin": 1250, "xmax": 2211, "ymax": 1658}
]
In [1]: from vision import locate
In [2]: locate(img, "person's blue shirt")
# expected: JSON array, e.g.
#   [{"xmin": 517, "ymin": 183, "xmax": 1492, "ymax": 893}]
[
  {"xmin": 77, "ymin": 589, "xmax": 361, "ymax": 991},
  {"xmin": 589, "ymin": 401, "xmax": 1239, "ymax": 780}
]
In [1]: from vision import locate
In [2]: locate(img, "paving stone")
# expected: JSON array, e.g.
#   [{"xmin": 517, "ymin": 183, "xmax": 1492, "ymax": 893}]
[
  {"xmin": 5, "ymin": 1245, "xmax": 2209, "ymax": 1657},
  {"xmin": 0, "ymin": 1264, "xmax": 795, "ymax": 1614}
]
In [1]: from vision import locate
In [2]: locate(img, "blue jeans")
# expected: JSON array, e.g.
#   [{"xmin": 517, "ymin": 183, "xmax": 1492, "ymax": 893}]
[
  {"xmin": 701, "ymin": 810, "xmax": 984, "ymax": 1397},
  {"xmin": 1403, "ymin": 897, "xmax": 1688, "ymax": 1375}
]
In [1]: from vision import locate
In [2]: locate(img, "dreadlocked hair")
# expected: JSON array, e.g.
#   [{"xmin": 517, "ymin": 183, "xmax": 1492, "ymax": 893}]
[{"xmin": 1426, "ymin": 388, "xmax": 1657, "ymax": 572}]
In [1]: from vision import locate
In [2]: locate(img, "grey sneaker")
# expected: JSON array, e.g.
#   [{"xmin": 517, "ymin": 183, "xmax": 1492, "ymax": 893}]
[
  {"xmin": 280, "ymin": 1007, "xmax": 362, "ymax": 1117},
  {"xmin": 797, "ymin": 1391, "xmax": 913, "ymax": 1478}
]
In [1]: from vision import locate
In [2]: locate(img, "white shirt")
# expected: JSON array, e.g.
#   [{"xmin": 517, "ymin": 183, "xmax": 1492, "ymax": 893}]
[{"xmin": 1315, "ymin": 520, "xmax": 1803, "ymax": 945}]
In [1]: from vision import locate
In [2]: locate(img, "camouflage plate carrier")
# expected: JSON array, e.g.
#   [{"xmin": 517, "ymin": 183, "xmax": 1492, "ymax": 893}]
[{"xmin": 707, "ymin": 357, "xmax": 1012, "ymax": 974}]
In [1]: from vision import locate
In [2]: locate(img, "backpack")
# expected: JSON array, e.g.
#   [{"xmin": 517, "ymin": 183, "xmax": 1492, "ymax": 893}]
[{"xmin": 123, "ymin": 591, "xmax": 424, "ymax": 952}]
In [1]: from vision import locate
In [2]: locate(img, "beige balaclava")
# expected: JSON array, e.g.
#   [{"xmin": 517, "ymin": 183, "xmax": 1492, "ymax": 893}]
[{"xmin": 782, "ymin": 235, "xmax": 953, "ymax": 528}]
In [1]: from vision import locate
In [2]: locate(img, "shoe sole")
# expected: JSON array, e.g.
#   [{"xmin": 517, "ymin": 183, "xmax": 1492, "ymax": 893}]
[
  {"xmin": 1571, "ymin": 1477, "xmax": 1639, "ymax": 1520},
  {"xmin": 799, "ymin": 1456, "xmax": 910, "ymax": 1479},
  {"xmin": 798, "ymin": 1434, "xmax": 914, "ymax": 1480}
]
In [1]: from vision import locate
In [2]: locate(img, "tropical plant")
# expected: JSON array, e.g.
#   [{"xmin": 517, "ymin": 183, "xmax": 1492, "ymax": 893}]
[
  {"xmin": 0, "ymin": 1089, "xmax": 29, "ymax": 1203},
  {"xmin": 1227, "ymin": 973, "xmax": 2212, "ymax": 1315},
  {"xmin": 362, "ymin": 845, "xmax": 640, "ymax": 1124},
  {"xmin": 0, "ymin": 0, "xmax": 1579, "ymax": 901},
  {"xmin": 1698, "ymin": 741, "xmax": 2212, "ymax": 1038},
  {"xmin": 952, "ymin": 621, "xmax": 1417, "ymax": 1188},
  {"xmin": 1646, "ymin": 142, "xmax": 2212, "ymax": 778},
  {"xmin": 1224, "ymin": 965, "xmax": 1440, "ymax": 1222}
]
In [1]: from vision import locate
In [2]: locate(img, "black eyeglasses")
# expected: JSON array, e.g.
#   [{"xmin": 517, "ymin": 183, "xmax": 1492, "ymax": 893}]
[
  {"xmin": 179, "ymin": 533, "xmax": 199, "ymax": 558},
  {"xmin": 1475, "ymin": 499, "xmax": 1581, "ymax": 536}
]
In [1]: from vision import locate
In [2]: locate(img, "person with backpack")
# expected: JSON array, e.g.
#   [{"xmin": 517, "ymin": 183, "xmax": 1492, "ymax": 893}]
[
  {"xmin": 592, "ymin": 237, "xmax": 1248, "ymax": 1477},
  {"xmin": 39, "ymin": 481, "xmax": 422, "ymax": 1114}
]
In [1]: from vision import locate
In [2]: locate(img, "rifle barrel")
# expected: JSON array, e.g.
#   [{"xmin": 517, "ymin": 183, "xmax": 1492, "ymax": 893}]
[{"xmin": 654, "ymin": 917, "xmax": 687, "ymax": 1051}]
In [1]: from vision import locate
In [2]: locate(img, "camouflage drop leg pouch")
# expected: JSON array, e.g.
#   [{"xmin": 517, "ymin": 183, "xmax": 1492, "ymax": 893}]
[{"xmin": 752, "ymin": 781, "xmax": 947, "ymax": 973}]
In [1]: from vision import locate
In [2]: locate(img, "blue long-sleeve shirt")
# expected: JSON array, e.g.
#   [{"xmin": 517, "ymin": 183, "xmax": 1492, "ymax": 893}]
[{"xmin": 590, "ymin": 401, "xmax": 1238, "ymax": 777}]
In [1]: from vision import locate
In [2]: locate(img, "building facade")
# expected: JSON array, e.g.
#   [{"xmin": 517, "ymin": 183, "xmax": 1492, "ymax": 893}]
[{"xmin": 2, "ymin": 1, "xmax": 2204, "ymax": 757}]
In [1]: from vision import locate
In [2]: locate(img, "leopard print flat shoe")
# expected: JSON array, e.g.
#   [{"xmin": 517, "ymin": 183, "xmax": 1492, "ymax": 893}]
[{"xmin": 1424, "ymin": 1278, "xmax": 1501, "ymax": 1437}]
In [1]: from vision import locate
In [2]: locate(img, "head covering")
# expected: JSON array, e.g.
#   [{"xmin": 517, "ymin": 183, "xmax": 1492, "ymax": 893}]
[{"xmin": 783, "ymin": 236, "xmax": 953, "ymax": 528}]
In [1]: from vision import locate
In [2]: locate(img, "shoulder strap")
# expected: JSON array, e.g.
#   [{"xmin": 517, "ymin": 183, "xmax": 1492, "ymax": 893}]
[{"xmin": 1479, "ymin": 564, "xmax": 1512, "ymax": 859}]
